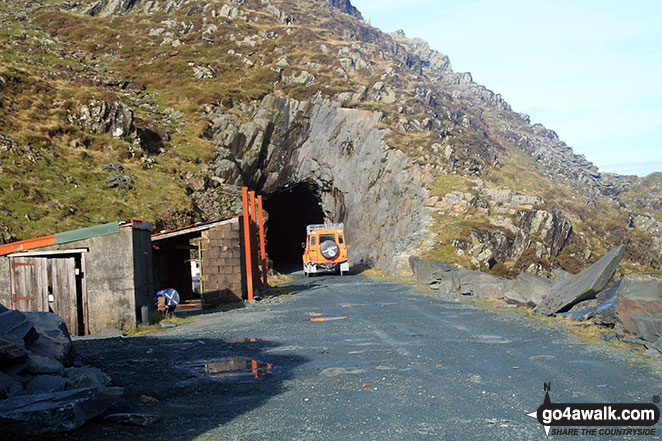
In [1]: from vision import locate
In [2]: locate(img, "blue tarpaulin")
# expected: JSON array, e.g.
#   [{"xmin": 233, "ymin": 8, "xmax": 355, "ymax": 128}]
[{"xmin": 155, "ymin": 288, "xmax": 180, "ymax": 306}]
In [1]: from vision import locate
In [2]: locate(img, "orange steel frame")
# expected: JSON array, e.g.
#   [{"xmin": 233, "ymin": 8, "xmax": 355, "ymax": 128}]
[{"xmin": 242, "ymin": 187, "xmax": 254, "ymax": 302}]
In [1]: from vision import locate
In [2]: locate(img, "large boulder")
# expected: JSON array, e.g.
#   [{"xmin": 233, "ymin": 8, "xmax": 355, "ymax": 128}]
[
  {"xmin": 409, "ymin": 256, "xmax": 457, "ymax": 284},
  {"xmin": 534, "ymin": 246, "xmax": 625, "ymax": 315},
  {"xmin": 24, "ymin": 312, "xmax": 75, "ymax": 366},
  {"xmin": 504, "ymin": 273, "xmax": 552, "ymax": 307},
  {"xmin": 609, "ymin": 274, "xmax": 662, "ymax": 339},
  {"xmin": 409, "ymin": 256, "xmax": 509, "ymax": 299},
  {"xmin": 456, "ymin": 270, "xmax": 506, "ymax": 300},
  {"xmin": 0, "ymin": 387, "xmax": 124, "ymax": 435}
]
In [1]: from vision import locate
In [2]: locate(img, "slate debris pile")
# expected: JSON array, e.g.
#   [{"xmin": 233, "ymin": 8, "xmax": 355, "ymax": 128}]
[
  {"xmin": 0, "ymin": 303, "xmax": 125, "ymax": 435},
  {"xmin": 410, "ymin": 246, "xmax": 662, "ymax": 357}
]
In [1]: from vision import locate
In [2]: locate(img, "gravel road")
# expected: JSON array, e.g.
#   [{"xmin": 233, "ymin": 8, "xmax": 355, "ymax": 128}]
[{"xmin": 49, "ymin": 271, "xmax": 661, "ymax": 440}]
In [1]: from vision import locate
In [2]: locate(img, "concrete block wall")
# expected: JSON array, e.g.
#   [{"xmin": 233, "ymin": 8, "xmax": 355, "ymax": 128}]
[{"xmin": 201, "ymin": 218, "xmax": 245, "ymax": 307}]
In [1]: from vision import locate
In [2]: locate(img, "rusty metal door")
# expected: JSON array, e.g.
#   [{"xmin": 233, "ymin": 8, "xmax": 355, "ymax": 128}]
[{"xmin": 10, "ymin": 256, "xmax": 79, "ymax": 334}]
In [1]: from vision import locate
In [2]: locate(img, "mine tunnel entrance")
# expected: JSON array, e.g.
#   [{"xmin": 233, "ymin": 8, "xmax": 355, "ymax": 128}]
[{"xmin": 264, "ymin": 183, "xmax": 325, "ymax": 269}]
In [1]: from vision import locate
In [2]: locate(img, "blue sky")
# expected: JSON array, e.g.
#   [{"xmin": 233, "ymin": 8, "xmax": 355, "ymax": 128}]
[{"xmin": 351, "ymin": 0, "xmax": 662, "ymax": 176}]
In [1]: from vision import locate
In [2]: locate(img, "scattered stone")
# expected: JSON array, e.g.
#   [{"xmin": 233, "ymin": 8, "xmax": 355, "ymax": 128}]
[
  {"xmin": 103, "ymin": 413, "xmax": 159, "ymax": 426},
  {"xmin": 105, "ymin": 173, "xmax": 136, "ymax": 190},
  {"xmin": 534, "ymin": 246, "xmax": 625, "ymax": 315},
  {"xmin": 139, "ymin": 394, "xmax": 159, "ymax": 403}
]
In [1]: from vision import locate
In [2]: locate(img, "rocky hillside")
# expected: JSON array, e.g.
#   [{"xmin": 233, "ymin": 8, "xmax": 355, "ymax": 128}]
[{"xmin": 0, "ymin": 0, "xmax": 659, "ymax": 275}]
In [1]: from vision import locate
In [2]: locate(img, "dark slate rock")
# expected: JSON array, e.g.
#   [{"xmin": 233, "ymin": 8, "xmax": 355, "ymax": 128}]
[
  {"xmin": 24, "ymin": 311, "xmax": 75, "ymax": 366},
  {"xmin": 504, "ymin": 273, "xmax": 552, "ymax": 307},
  {"xmin": 0, "ymin": 335, "xmax": 28, "ymax": 365},
  {"xmin": 25, "ymin": 375, "xmax": 67, "ymax": 394},
  {"xmin": 24, "ymin": 353, "xmax": 65, "ymax": 376},
  {"xmin": 0, "ymin": 386, "xmax": 124, "ymax": 435},
  {"xmin": 534, "ymin": 246, "xmax": 625, "ymax": 315},
  {"xmin": 0, "ymin": 310, "xmax": 38, "ymax": 346},
  {"xmin": 103, "ymin": 413, "xmax": 159, "ymax": 426},
  {"xmin": 65, "ymin": 367, "xmax": 111, "ymax": 389},
  {"xmin": 629, "ymin": 315, "xmax": 662, "ymax": 343},
  {"xmin": 0, "ymin": 372, "xmax": 23, "ymax": 399},
  {"xmin": 589, "ymin": 281, "xmax": 620, "ymax": 326}
]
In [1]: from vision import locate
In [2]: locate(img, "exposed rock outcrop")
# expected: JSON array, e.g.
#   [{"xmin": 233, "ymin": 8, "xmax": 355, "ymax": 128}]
[{"xmin": 204, "ymin": 94, "xmax": 433, "ymax": 273}]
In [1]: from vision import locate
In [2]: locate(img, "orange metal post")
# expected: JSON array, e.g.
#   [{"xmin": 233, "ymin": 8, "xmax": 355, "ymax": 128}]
[
  {"xmin": 249, "ymin": 191, "xmax": 258, "ymax": 292},
  {"xmin": 257, "ymin": 195, "xmax": 268, "ymax": 290},
  {"xmin": 242, "ymin": 187, "xmax": 254, "ymax": 302}
]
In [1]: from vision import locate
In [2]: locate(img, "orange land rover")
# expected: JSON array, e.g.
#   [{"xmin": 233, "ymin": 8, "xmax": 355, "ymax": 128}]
[{"xmin": 302, "ymin": 223, "xmax": 349, "ymax": 276}]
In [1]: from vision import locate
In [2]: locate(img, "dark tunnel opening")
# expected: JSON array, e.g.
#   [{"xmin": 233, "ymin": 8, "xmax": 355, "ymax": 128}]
[{"xmin": 264, "ymin": 183, "xmax": 325, "ymax": 269}]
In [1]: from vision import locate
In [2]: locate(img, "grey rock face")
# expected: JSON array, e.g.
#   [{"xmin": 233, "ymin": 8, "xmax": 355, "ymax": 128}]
[
  {"xmin": 71, "ymin": 100, "xmax": 137, "ymax": 140},
  {"xmin": 204, "ymin": 94, "xmax": 433, "ymax": 274},
  {"xmin": 85, "ymin": 0, "xmax": 138, "ymax": 17},
  {"xmin": 504, "ymin": 273, "xmax": 552, "ymax": 307},
  {"xmin": 534, "ymin": 246, "xmax": 625, "ymax": 315}
]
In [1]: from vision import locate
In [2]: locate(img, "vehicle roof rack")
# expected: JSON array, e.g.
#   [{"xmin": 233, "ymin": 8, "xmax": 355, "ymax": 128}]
[{"xmin": 306, "ymin": 223, "xmax": 344, "ymax": 233}]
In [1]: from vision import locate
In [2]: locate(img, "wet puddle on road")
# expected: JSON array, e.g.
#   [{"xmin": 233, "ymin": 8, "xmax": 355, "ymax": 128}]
[{"xmin": 181, "ymin": 357, "xmax": 273, "ymax": 380}]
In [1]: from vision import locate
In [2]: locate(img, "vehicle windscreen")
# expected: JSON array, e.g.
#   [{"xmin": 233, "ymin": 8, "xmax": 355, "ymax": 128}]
[{"xmin": 319, "ymin": 234, "xmax": 336, "ymax": 243}]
